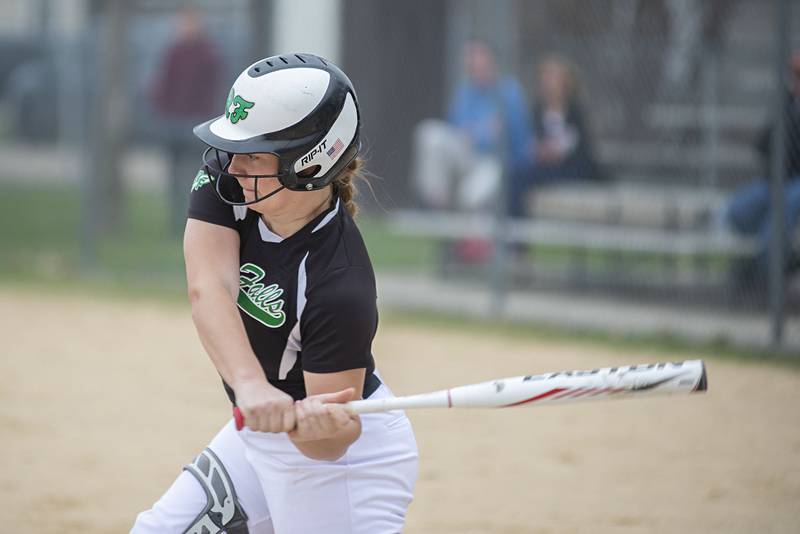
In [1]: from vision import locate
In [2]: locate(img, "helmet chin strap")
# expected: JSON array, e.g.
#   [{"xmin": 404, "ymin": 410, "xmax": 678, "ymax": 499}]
[
  {"xmin": 213, "ymin": 171, "xmax": 286, "ymax": 206},
  {"xmin": 253, "ymin": 181, "xmax": 286, "ymax": 203}
]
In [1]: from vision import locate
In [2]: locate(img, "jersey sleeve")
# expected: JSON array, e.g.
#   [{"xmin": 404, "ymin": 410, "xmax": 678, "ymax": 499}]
[
  {"xmin": 187, "ymin": 168, "xmax": 238, "ymax": 230},
  {"xmin": 300, "ymin": 267, "xmax": 377, "ymax": 374}
]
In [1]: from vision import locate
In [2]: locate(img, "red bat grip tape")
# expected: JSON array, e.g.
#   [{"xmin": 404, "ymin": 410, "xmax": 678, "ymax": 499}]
[{"xmin": 233, "ymin": 407, "xmax": 244, "ymax": 431}]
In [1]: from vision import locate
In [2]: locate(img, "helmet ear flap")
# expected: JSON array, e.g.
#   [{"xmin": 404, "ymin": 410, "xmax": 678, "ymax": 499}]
[{"xmin": 290, "ymin": 138, "xmax": 359, "ymax": 191}]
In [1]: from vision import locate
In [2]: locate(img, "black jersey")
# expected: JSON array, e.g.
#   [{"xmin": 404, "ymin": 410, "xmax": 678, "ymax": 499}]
[{"xmin": 187, "ymin": 171, "xmax": 378, "ymax": 402}]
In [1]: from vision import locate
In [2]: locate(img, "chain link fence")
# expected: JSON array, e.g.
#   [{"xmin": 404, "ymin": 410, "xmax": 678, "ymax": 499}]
[
  {"xmin": 0, "ymin": 0, "xmax": 797, "ymax": 350},
  {"xmin": 347, "ymin": 0, "xmax": 800, "ymax": 350}
]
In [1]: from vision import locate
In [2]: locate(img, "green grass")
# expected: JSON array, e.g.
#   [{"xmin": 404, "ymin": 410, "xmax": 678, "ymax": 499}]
[
  {"xmin": 0, "ymin": 183, "xmax": 437, "ymax": 292},
  {"xmin": 0, "ymin": 184, "xmax": 185, "ymax": 291},
  {"xmin": 0, "ymin": 184, "xmax": 435, "ymax": 280},
  {"xmin": 0, "ymin": 184, "xmax": 82, "ymax": 274},
  {"xmin": 357, "ymin": 216, "xmax": 436, "ymax": 272}
]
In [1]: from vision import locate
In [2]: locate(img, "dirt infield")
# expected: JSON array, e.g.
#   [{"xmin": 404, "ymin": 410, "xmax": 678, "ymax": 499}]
[{"xmin": 2, "ymin": 287, "xmax": 799, "ymax": 533}]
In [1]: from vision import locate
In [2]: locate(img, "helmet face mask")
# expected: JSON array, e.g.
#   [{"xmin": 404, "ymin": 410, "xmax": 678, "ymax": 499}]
[
  {"xmin": 201, "ymin": 147, "xmax": 286, "ymax": 206},
  {"xmin": 194, "ymin": 53, "xmax": 361, "ymax": 206}
]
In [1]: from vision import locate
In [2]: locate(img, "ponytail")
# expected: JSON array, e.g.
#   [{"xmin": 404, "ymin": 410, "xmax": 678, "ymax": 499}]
[{"xmin": 333, "ymin": 156, "xmax": 365, "ymax": 217}]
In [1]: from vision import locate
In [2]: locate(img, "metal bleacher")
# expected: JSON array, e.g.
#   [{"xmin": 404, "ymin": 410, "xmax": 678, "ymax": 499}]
[{"xmin": 391, "ymin": 1, "xmax": 800, "ymax": 303}]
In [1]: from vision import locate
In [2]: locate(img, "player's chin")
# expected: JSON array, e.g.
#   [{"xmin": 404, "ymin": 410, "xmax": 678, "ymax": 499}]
[
  {"xmin": 241, "ymin": 187, "xmax": 257, "ymax": 202},
  {"xmin": 245, "ymin": 190, "xmax": 283, "ymax": 214}
]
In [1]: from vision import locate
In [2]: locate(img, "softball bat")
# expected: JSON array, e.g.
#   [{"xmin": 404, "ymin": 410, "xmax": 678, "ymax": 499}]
[{"xmin": 233, "ymin": 360, "xmax": 706, "ymax": 429}]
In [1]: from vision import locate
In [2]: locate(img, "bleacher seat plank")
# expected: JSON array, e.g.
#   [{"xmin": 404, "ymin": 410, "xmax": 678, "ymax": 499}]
[{"xmin": 390, "ymin": 210, "xmax": 758, "ymax": 257}]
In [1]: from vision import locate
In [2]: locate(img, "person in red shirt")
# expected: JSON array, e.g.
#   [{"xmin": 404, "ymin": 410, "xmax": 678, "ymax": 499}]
[{"xmin": 149, "ymin": 7, "xmax": 223, "ymax": 236}]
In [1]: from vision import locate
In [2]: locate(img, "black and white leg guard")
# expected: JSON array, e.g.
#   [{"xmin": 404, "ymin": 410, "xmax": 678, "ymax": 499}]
[{"xmin": 182, "ymin": 448, "xmax": 249, "ymax": 534}]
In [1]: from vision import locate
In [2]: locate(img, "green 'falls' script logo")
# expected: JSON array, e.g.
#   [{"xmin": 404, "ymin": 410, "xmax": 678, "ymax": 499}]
[
  {"xmin": 225, "ymin": 88, "xmax": 255, "ymax": 124},
  {"xmin": 238, "ymin": 263, "xmax": 286, "ymax": 328},
  {"xmin": 191, "ymin": 170, "xmax": 211, "ymax": 192}
]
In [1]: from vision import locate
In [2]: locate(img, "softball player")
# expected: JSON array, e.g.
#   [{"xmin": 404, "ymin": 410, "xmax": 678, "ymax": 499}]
[{"xmin": 132, "ymin": 54, "xmax": 419, "ymax": 534}]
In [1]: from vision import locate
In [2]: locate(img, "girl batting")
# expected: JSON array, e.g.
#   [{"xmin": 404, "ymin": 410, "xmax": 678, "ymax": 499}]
[{"xmin": 132, "ymin": 53, "xmax": 419, "ymax": 534}]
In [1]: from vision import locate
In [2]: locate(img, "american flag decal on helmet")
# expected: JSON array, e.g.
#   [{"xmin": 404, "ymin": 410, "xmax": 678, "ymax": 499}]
[{"xmin": 326, "ymin": 138, "xmax": 344, "ymax": 160}]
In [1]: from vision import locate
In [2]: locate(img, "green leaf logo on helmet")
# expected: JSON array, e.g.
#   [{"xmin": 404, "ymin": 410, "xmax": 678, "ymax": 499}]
[{"xmin": 225, "ymin": 88, "xmax": 255, "ymax": 124}]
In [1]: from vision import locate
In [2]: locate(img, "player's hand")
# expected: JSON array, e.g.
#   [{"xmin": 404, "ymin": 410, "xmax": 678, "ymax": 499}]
[
  {"xmin": 288, "ymin": 388, "xmax": 359, "ymax": 442},
  {"xmin": 234, "ymin": 379, "xmax": 296, "ymax": 433}
]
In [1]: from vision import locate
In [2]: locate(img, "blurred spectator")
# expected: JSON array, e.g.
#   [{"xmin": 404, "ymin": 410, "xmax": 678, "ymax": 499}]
[
  {"xmin": 508, "ymin": 55, "xmax": 602, "ymax": 219},
  {"xmin": 725, "ymin": 51, "xmax": 800, "ymax": 292},
  {"xmin": 149, "ymin": 7, "xmax": 222, "ymax": 236},
  {"xmin": 411, "ymin": 39, "xmax": 533, "ymax": 212},
  {"xmin": 662, "ymin": 0, "xmax": 733, "ymax": 97},
  {"xmin": 4, "ymin": 43, "xmax": 58, "ymax": 142}
]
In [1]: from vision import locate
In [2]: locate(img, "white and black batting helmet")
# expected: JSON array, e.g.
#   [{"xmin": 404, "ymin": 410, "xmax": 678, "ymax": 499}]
[{"xmin": 193, "ymin": 53, "xmax": 361, "ymax": 206}]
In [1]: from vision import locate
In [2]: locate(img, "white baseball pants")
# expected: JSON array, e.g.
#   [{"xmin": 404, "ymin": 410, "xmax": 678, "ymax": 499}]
[
  {"xmin": 412, "ymin": 118, "xmax": 502, "ymax": 210},
  {"xmin": 131, "ymin": 383, "xmax": 419, "ymax": 533}
]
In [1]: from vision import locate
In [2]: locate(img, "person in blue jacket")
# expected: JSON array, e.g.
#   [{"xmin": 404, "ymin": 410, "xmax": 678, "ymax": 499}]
[
  {"xmin": 411, "ymin": 39, "xmax": 533, "ymax": 212},
  {"xmin": 726, "ymin": 52, "xmax": 800, "ymax": 294}
]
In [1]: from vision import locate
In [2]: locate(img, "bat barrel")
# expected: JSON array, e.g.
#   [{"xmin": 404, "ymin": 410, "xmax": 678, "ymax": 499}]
[{"xmin": 451, "ymin": 359, "xmax": 707, "ymax": 408}]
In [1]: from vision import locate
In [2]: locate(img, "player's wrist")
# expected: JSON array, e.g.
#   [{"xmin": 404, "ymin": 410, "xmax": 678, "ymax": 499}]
[
  {"xmin": 288, "ymin": 415, "xmax": 360, "ymax": 457},
  {"xmin": 288, "ymin": 417, "xmax": 357, "ymax": 443},
  {"xmin": 230, "ymin": 373, "xmax": 270, "ymax": 391}
]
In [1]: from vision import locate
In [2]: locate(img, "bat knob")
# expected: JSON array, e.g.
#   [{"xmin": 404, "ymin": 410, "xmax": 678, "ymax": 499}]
[{"xmin": 233, "ymin": 407, "xmax": 244, "ymax": 431}]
